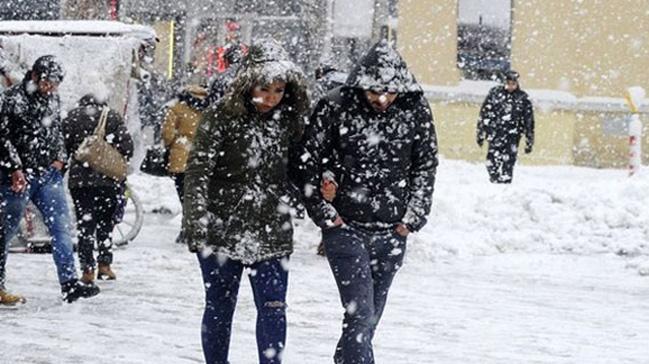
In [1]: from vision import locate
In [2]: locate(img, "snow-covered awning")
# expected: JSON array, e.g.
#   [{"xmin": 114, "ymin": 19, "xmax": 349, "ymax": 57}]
[{"xmin": 0, "ymin": 20, "xmax": 156, "ymax": 42}]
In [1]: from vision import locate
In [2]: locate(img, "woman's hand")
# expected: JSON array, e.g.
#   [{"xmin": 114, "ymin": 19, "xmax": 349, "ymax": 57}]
[{"xmin": 395, "ymin": 224, "xmax": 410, "ymax": 237}]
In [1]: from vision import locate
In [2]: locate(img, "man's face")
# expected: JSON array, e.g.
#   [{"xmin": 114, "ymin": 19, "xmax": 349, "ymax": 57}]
[
  {"xmin": 505, "ymin": 80, "xmax": 518, "ymax": 93},
  {"xmin": 365, "ymin": 90, "xmax": 398, "ymax": 112}
]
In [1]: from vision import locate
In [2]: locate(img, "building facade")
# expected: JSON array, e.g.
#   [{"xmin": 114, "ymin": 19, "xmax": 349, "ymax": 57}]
[{"xmin": 398, "ymin": 0, "xmax": 649, "ymax": 168}]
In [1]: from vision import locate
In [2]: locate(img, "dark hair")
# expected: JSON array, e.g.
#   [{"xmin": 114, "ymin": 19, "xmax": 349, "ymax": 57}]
[
  {"xmin": 504, "ymin": 70, "xmax": 520, "ymax": 82},
  {"xmin": 32, "ymin": 55, "xmax": 64, "ymax": 83}
]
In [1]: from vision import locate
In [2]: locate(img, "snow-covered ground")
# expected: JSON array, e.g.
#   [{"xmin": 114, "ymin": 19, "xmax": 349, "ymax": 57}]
[{"xmin": 2, "ymin": 159, "xmax": 649, "ymax": 363}]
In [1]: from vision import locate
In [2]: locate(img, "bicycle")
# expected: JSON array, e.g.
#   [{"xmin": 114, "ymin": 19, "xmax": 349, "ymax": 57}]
[{"xmin": 7, "ymin": 183, "xmax": 144, "ymax": 253}]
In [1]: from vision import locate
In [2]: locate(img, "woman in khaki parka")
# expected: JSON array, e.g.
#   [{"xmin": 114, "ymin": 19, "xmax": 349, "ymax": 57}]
[{"xmin": 161, "ymin": 85, "xmax": 208, "ymax": 243}]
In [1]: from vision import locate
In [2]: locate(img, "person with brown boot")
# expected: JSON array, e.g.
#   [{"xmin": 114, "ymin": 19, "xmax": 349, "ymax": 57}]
[{"xmin": 62, "ymin": 93, "xmax": 134, "ymax": 284}]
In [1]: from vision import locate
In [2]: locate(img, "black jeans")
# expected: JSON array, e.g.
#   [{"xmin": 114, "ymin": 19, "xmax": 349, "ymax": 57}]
[
  {"xmin": 70, "ymin": 186, "xmax": 122, "ymax": 270},
  {"xmin": 322, "ymin": 225, "xmax": 407, "ymax": 364}
]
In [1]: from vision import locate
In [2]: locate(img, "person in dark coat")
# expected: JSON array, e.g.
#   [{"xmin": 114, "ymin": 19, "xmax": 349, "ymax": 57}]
[
  {"xmin": 476, "ymin": 70, "xmax": 535, "ymax": 183},
  {"xmin": 183, "ymin": 40, "xmax": 308, "ymax": 364},
  {"xmin": 0, "ymin": 55, "xmax": 99, "ymax": 303},
  {"xmin": 204, "ymin": 42, "xmax": 247, "ymax": 108},
  {"xmin": 312, "ymin": 62, "xmax": 347, "ymax": 107},
  {"xmin": 299, "ymin": 40, "xmax": 438, "ymax": 364},
  {"xmin": 0, "ymin": 116, "xmax": 26, "ymax": 305},
  {"xmin": 62, "ymin": 94, "xmax": 134, "ymax": 284}
]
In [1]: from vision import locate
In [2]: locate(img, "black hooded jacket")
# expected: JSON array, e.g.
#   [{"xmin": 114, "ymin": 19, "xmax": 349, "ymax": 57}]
[
  {"xmin": 300, "ymin": 41, "xmax": 438, "ymax": 232},
  {"xmin": 476, "ymin": 85, "xmax": 534, "ymax": 150},
  {"xmin": 62, "ymin": 95, "xmax": 134, "ymax": 188},
  {"xmin": 0, "ymin": 71, "xmax": 66, "ymax": 177}
]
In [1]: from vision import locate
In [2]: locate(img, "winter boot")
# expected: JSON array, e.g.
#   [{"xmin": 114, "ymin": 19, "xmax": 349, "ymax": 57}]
[
  {"xmin": 61, "ymin": 279, "xmax": 100, "ymax": 303},
  {"xmin": 80, "ymin": 268, "xmax": 95, "ymax": 285},
  {"xmin": 0, "ymin": 289, "xmax": 26, "ymax": 305},
  {"xmin": 97, "ymin": 263, "xmax": 116, "ymax": 281}
]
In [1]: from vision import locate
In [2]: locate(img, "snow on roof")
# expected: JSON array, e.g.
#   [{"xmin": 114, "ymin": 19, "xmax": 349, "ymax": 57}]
[
  {"xmin": 423, "ymin": 80, "xmax": 649, "ymax": 113},
  {"xmin": 0, "ymin": 20, "xmax": 156, "ymax": 41}
]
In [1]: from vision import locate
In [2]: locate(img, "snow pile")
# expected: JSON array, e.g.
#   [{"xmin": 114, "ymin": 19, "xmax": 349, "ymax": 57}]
[
  {"xmin": 129, "ymin": 159, "xmax": 649, "ymax": 271},
  {"xmin": 409, "ymin": 160, "xmax": 649, "ymax": 262}
]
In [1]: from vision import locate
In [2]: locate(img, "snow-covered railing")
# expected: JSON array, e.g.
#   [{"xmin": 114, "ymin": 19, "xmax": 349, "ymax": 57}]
[{"xmin": 423, "ymin": 80, "xmax": 649, "ymax": 113}]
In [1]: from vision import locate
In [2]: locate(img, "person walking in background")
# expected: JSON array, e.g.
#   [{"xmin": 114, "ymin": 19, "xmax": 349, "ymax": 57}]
[
  {"xmin": 204, "ymin": 42, "xmax": 247, "ymax": 108},
  {"xmin": 62, "ymin": 94, "xmax": 134, "ymax": 284},
  {"xmin": 299, "ymin": 40, "xmax": 438, "ymax": 364},
  {"xmin": 476, "ymin": 70, "xmax": 535, "ymax": 183},
  {"xmin": 0, "ymin": 55, "xmax": 99, "ymax": 303},
  {"xmin": 161, "ymin": 85, "xmax": 208, "ymax": 244},
  {"xmin": 183, "ymin": 40, "xmax": 308, "ymax": 364}
]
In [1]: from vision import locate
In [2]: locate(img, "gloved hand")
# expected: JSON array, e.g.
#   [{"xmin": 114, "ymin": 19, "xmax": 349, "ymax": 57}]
[{"xmin": 525, "ymin": 145, "xmax": 533, "ymax": 154}]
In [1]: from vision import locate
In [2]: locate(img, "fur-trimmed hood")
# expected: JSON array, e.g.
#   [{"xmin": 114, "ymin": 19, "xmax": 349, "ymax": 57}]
[{"xmin": 221, "ymin": 40, "xmax": 309, "ymax": 118}]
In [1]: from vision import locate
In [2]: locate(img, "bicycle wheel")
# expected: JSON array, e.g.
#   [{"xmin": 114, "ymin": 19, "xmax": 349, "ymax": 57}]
[{"xmin": 112, "ymin": 186, "xmax": 144, "ymax": 246}]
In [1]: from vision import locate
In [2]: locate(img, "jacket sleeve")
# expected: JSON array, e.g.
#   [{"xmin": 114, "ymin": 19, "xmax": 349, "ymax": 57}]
[
  {"xmin": 0, "ymin": 97, "xmax": 22, "ymax": 172},
  {"xmin": 402, "ymin": 96, "xmax": 438, "ymax": 232},
  {"xmin": 51, "ymin": 99, "xmax": 68, "ymax": 164},
  {"xmin": 523, "ymin": 97, "xmax": 534, "ymax": 148},
  {"xmin": 107, "ymin": 110, "xmax": 134, "ymax": 161},
  {"xmin": 476, "ymin": 88, "xmax": 496, "ymax": 143},
  {"xmin": 160, "ymin": 105, "xmax": 178, "ymax": 148},
  {"xmin": 61, "ymin": 112, "xmax": 76, "ymax": 161},
  {"xmin": 182, "ymin": 111, "xmax": 222, "ymax": 252},
  {"xmin": 300, "ymin": 99, "xmax": 339, "ymax": 228}
]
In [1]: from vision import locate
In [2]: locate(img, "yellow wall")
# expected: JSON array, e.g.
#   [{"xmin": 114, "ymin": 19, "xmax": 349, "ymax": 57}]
[
  {"xmin": 573, "ymin": 112, "xmax": 649, "ymax": 168},
  {"xmin": 399, "ymin": 0, "xmax": 649, "ymax": 168},
  {"xmin": 398, "ymin": 0, "xmax": 460, "ymax": 86},
  {"xmin": 152, "ymin": 21, "xmax": 175, "ymax": 80},
  {"xmin": 431, "ymin": 101, "xmax": 575, "ymax": 165},
  {"xmin": 512, "ymin": 0, "xmax": 649, "ymax": 97}
]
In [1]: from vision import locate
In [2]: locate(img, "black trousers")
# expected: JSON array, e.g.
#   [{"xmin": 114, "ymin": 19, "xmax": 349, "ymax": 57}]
[
  {"xmin": 486, "ymin": 143, "xmax": 519, "ymax": 184},
  {"xmin": 70, "ymin": 186, "xmax": 122, "ymax": 270},
  {"xmin": 171, "ymin": 173, "xmax": 185, "ymax": 204},
  {"xmin": 0, "ymin": 195, "xmax": 5, "ymax": 290}
]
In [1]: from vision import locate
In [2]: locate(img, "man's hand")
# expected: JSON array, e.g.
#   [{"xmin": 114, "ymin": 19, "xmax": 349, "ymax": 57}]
[
  {"xmin": 525, "ymin": 145, "xmax": 533, "ymax": 154},
  {"xmin": 327, "ymin": 215, "xmax": 344, "ymax": 228},
  {"xmin": 395, "ymin": 224, "xmax": 410, "ymax": 237},
  {"xmin": 51, "ymin": 160, "xmax": 64, "ymax": 170},
  {"xmin": 321, "ymin": 179, "xmax": 337, "ymax": 202},
  {"xmin": 11, "ymin": 170, "xmax": 27, "ymax": 193}
]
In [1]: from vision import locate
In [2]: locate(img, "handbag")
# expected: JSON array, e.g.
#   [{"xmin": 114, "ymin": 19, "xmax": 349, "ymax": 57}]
[
  {"xmin": 74, "ymin": 107, "xmax": 128, "ymax": 181},
  {"xmin": 140, "ymin": 144, "xmax": 169, "ymax": 176}
]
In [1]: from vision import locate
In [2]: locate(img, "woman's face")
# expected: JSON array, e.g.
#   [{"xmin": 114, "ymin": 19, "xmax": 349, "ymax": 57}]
[{"xmin": 251, "ymin": 80, "xmax": 286, "ymax": 113}]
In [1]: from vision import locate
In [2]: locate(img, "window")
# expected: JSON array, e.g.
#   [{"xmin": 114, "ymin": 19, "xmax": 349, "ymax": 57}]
[{"xmin": 457, "ymin": 0, "xmax": 512, "ymax": 80}]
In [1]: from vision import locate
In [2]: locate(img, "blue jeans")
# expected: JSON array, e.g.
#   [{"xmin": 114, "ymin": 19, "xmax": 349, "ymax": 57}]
[
  {"xmin": 322, "ymin": 225, "xmax": 407, "ymax": 364},
  {"xmin": 197, "ymin": 253, "xmax": 289, "ymax": 364},
  {"xmin": 0, "ymin": 168, "xmax": 77, "ymax": 289}
]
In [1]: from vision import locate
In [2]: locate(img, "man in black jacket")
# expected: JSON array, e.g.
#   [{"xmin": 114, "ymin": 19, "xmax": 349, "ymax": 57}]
[
  {"xmin": 476, "ymin": 70, "xmax": 535, "ymax": 183},
  {"xmin": 0, "ymin": 56, "xmax": 99, "ymax": 304},
  {"xmin": 300, "ymin": 40, "xmax": 438, "ymax": 364}
]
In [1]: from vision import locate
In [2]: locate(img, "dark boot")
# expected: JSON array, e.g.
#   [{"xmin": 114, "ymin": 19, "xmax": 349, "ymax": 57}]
[{"xmin": 61, "ymin": 279, "xmax": 100, "ymax": 303}]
